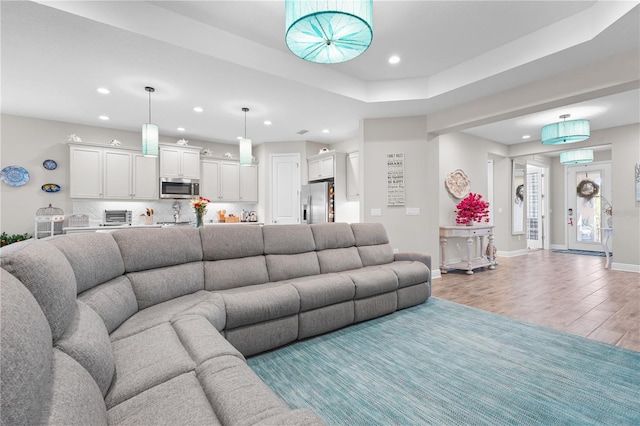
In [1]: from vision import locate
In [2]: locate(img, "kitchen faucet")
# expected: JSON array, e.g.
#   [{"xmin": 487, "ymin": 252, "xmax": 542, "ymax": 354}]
[{"xmin": 172, "ymin": 201, "xmax": 181, "ymax": 223}]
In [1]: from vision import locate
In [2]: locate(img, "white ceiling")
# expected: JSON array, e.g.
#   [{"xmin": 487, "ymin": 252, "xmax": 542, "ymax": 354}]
[{"xmin": 1, "ymin": 1, "xmax": 639, "ymax": 147}]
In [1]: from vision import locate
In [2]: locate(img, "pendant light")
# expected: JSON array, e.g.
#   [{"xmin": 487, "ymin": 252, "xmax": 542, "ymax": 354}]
[
  {"xmin": 142, "ymin": 86, "xmax": 159, "ymax": 157},
  {"xmin": 541, "ymin": 114, "xmax": 590, "ymax": 145},
  {"xmin": 560, "ymin": 149, "xmax": 594, "ymax": 165},
  {"xmin": 285, "ymin": 0, "xmax": 373, "ymax": 64},
  {"xmin": 239, "ymin": 107, "xmax": 252, "ymax": 166}
]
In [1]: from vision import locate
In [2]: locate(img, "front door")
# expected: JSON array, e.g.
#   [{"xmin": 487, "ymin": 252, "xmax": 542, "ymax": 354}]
[{"xmin": 567, "ymin": 162, "xmax": 611, "ymax": 251}]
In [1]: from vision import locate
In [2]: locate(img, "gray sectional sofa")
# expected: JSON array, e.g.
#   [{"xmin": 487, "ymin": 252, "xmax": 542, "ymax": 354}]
[{"xmin": 1, "ymin": 222, "xmax": 431, "ymax": 425}]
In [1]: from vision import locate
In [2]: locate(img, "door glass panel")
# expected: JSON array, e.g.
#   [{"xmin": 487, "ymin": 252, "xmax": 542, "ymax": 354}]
[{"xmin": 575, "ymin": 171, "xmax": 601, "ymax": 243}]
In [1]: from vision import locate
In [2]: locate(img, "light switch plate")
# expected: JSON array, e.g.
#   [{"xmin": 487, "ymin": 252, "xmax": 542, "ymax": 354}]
[
  {"xmin": 406, "ymin": 208, "xmax": 420, "ymax": 216},
  {"xmin": 371, "ymin": 208, "xmax": 382, "ymax": 216}
]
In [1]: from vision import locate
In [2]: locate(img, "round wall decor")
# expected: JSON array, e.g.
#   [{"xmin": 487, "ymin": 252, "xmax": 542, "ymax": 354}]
[{"xmin": 445, "ymin": 169, "xmax": 471, "ymax": 199}]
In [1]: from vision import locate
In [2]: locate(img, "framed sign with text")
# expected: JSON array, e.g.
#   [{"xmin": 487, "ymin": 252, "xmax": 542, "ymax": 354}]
[{"xmin": 387, "ymin": 153, "xmax": 405, "ymax": 206}]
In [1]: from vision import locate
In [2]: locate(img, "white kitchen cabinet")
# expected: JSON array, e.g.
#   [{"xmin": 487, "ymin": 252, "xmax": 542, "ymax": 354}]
[
  {"xmin": 160, "ymin": 146, "xmax": 201, "ymax": 179},
  {"xmin": 201, "ymin": 160, "xmax": 221, "ymax": 201},
  {"xmin": 70, "ymin": 144, "xmax": 157, "ymax": 200},
  {"xmin": 132, "ymin": 154, "xmax": 158, "ymax": 199},
  {"xmin": 70, "ymin": 145, "xmax": 103, "ymax": 198},
  {"xmin": 308, "ymin": 154, "xmax": 335, "ymax": 181},
  {"xmin": 346, "ymin": 151, "xmax": 360, "ymax": 200},
  {"xmin": 220, "ymin": 162, "xmax": 240, "ymax": 201},
  {"xmin": 201, "ymin": 160, "xmax": 258, "ymax": 203},
  {"xmin": 239, "ymin": 165, "xmax": 258, "ymax": 202}
]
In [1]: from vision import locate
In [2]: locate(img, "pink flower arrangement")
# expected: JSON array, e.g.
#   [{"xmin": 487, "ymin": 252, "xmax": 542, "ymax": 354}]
[{"xmin": 454, "ymin": 192, "xmax": 490, "ymax": 225}]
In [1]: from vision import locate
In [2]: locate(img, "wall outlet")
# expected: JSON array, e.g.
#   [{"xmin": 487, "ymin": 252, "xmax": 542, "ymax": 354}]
[
  {"xmin": 406, "ymin": 207, "xmax": 420, "ymax": 216},
  {"xmin": 371, "ymin": 208, "xmax": 382, "ymax": 216},
  {"xmin": 498, "ymin": 207, "xmax": 503, "ymax": 214},
  {"xmin": 393, "ymin": 248, "xmax": 399, "ymax": 254}
]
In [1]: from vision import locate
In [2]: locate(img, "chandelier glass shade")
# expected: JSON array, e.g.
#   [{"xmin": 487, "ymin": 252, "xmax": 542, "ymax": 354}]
[
  {"xmin": 239, "ymin": 108, "xmax": 252, "ymax": 166},
  {"xmin": 541, "ymin": 115, "xmax": 590, "ymax": 145},
  {"xmin": 560, "ymin": 149, "xmax": 594, "ymax": 165},
  {"xmin": 285, "ymin": 0, "xmax": 373, "ymax": 64},
  {"xmin": 142, "ymin": 86, "xmax": 159, "ymax": 157}
]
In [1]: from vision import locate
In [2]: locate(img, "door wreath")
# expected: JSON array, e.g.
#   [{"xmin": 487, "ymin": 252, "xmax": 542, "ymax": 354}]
[{"xmin": 576, "ymin": 179, "xmax": 599, "ymax": 200}]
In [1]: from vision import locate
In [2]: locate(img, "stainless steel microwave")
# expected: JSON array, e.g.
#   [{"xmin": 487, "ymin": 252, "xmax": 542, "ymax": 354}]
[{"xmin": 160, "ymin": 178, "xmax": 200, "ymax": 199}]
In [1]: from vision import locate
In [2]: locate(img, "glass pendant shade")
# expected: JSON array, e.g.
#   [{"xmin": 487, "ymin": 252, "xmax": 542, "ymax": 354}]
[
  {"xmin": 239, "ymin": 138, "xmax": 252, "ymax": 166},
  {"xmin": 285, "ymin": 0, "xmax": 373, "ymax": 64},
  {"xmin": 142, "ymin": 123, "xmax": 159, "ymax": 157},
  {"xmin": 541, "ymin": 119, "xmax": 590, "ymax": 144},
  {"xmin": 560, "ymin": 149, "xmax": 594, "ymax": 165}
]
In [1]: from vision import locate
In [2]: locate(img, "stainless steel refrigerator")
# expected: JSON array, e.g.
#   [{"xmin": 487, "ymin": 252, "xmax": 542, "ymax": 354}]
[{"xmin": 301, "ymin": 181, "xmax": 334, "ymax": 223}]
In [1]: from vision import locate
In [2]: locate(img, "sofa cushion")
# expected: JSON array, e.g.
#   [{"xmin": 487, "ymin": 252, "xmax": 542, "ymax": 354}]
[
  {"xmin": 201, "ymin": 225, "xmax": 264, "ymax": 260},
  {"xmin": 220, "ymin": 282, "xmax": 300, "ymax": 329},
  {"xmin": 78, "ymin": 275, "xmax": 138, "ymax": 334},
  {"xmin": 55, "ymin": 301, "xmax": 115, "ymax": 396},
  {"xmin": 311, "ymin": 222, "xmax": 356, "ymax": 250},
  {"xmin": 346, "ymin": 267, "xmax": 399, "ymax": 299},
  {"xmin": 288, "ymin": 274, "xmax": 355, "ymax": 312},
  {"xmin": 383, "ymin": 261, "xmax": 430, "ymax": 288},
  {"xmin": 358, "ymin": 243, "xmax": 395, "ymax": 266},
  {"xmin": 47, "ymin": 349, "xmax": 108, "ymax": 426},
  {"xmin": 197, "ymin": 355, "xmax": 290, "ymax": 425},
  {"xmin": 107, "ymin": 372, "xmax": 221, "ymax": 426},
  {"xmin": 112, "ymin": 227, "xmax": 203, "ymax": 272},
  {"xmin": 0, "ymin": 269, "xmax": 53, "ymax": 426},
  {"xmin": 49, "ymin": 233, "xmax": 125, "ymax": 294},
  {"xmin": 0, "ymin": 241, "xmax": 77, "ymax": 341},
  {"xmin": 351, "ymin": 222, "xmax": 390, "ymax": 246},
  {"xmin": 316, "ymin": 247, "xmax": 363, "ymax": 274},
  {"xmin": 266, "ymin": 252, "xmax": 320, "ymax": 282},
  {"xmin": 204, "ymin": 256, "xmax": 269, "ymax": 291},
  {"xmin": 105, "ymin": 323, "xmax": 196, "ymax": 409},
  {"xmin": 127, "ymin": 262, "xmax": 205, "ymax": 310},
  {"xmin": 109, "ymin": 290, "xmax": 215, "ymax": 342},
  {"xmin": 263, "ymin": 224, "xmax": 315, "ymax": 254},
  {"xmin": 172, "ymin": 294, "xmax": 227, "ymax": 332}
]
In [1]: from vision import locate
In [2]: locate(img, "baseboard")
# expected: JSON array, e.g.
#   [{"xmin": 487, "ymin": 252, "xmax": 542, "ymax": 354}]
[
  {"xmin": 550, "ymin": 244, "xmax": 568, "ymax": 250},
  {"xmin": 611, "ymin": 262, "xmax": 640, "ymax": 273},
  {"xmin": 431, "ymin": 269, "xmax": 442, "ymax": 280},
  {"xmin": 497, "ymin": 249, "xmax": 529, "ymax": 258}
]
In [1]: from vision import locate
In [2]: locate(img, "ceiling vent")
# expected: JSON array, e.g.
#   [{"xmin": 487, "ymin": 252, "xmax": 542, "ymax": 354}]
[{"xmin": 296, "ymin": 129, "xmax": 309, "ymax": 135}]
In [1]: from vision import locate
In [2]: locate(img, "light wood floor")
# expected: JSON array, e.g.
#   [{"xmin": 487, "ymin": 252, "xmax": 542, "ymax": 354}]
[{"xmin": 432, "ymin": 249, "xmax": 640, "ymax": 352}]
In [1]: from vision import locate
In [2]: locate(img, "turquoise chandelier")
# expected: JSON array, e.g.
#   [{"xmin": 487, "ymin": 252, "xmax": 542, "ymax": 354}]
[
  {"xmin": 541, "ymin": 114, "xmax": 590, "ymax": 145},
  {"xmin": 560, "ymin": 149, "xmax": 594, "ymax": 165},
  {"xmin": 285, "ymin": 0, "xmax": 373, "ymax": 64}
]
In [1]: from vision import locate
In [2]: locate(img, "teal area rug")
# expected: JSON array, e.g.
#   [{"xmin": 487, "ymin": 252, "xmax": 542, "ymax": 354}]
[
  {"xmin": 247, "ymin": 298, "xmax": 640, "ymax": 425},
  {"xmin": 552, "ymin": 249, "xmax": 610, "ymax": 257}
]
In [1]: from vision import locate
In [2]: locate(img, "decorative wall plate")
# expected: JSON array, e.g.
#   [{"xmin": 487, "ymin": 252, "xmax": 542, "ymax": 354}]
[
  {"xmin": 445, "ymin": 169, "xmax": 471, "ymax": 199},
  {"xmin": 43, "ymin": 159, "xmax": 57, "ymax": 170},
  {"xmin": 0, "ymin": 165, "xmax": 30, "ymax": 187},
  {"xmin": 41, "ymin": 183, "xmax": 61, "ymax": 193}
]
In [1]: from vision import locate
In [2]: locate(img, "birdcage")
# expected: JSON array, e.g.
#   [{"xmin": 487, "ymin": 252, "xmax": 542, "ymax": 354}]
[{"xmin": 35, "ymin": 204, "xmax": 65, "ymax": 239}]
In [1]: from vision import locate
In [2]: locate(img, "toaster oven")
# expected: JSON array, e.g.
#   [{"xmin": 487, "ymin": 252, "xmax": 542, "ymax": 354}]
[{"xmin": 103, "ymin": 210, "xmax": 132, "ymax": 226}]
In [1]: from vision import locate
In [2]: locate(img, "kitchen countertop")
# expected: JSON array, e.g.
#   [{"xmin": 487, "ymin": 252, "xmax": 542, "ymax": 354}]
[{"xmin": 63, "ymin": 222, "xmax": 264, "ymax": 233}]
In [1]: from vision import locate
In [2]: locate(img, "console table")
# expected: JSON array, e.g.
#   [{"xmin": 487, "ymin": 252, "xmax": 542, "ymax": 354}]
[{"xmin": 440, "ymin": 225, "xmax": 496, "ymax": 275}]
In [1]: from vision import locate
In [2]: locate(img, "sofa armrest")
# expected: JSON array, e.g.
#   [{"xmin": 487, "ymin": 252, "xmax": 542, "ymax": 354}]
[{"xmin": 394, "ymin": 252, "xmax": 431, "ymax": 272}]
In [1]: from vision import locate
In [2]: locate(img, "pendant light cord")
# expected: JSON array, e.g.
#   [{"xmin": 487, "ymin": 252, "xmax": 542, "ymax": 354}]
[
  {"xmin": 145, "ymin": 86, "xmax": 155, "ymax": 124},
  {"xmin": 242, "ymin": 107, "xmax": 249, "ymax": 138}
]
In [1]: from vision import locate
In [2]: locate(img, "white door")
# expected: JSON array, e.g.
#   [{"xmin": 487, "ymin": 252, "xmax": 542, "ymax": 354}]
[
  {"xmin": 567, "ymin": 162, "xmax": 611, "ymax": 251},
  {"xmin": 526, "ymin": 164, "xmax": 545, "ymax": 249},
  {"xmin": 239, "ymin": 165, "xmax": 258, "ymax": 202},
  {"xmin": 201, "ymin": 160, "xmax": 221, "ymax": 201},
  {"xmin": 271, "ymin": 154, "xmax": 300, "ymax": 224},
  {"xmin": 220, "ymin": 162, "xmax": 240, "ymax": 201},
  {"xmin": 104, "ymin": 150, "xmax": 132, "ymax": 199},
  {"xmin": 132, "ymin": 154, "xmax": 158, "ymax": 200}
]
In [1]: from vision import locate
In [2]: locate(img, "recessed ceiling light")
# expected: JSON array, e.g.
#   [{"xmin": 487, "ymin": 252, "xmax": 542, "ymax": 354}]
[
  {"xmin": 388, "ymin": 55, "xmax": 400, "ymax": 64},
  {"xmin": 522, "ymin": 135, "xmax": 531, "ymax": 139},
  {"xmin": 99, "ymin": 115, "xmax": 109, "ymax": 120},
  {"xmin": 322, "ymin": 129, "xmax": 330, "ymax": 133},
  {"xmin": 97, "ymin": 87, "xmax": 110, "ymax": 94},
  {"xmin": 177, "ymin": 127, "xmax": 186, "ymax": 132},
  {"xmin": 264, "ymin": 120, "xmax": 272, "ymax": 126},
  {"xmin": 193, "ymin": 107, "xmax": 203, "ymax": 113}
]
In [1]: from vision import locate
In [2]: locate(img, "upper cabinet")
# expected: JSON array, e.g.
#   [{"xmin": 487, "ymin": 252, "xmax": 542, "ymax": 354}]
[
  {"xmin": 69, "ymin": 144, "xmax": 158, "ymax": 200},
  {"xmin": 201, "ymin": 159, "xmax": 258, "ymax": 203},
  {"xmin": 346, "ymin": 151, "xmax": 360, "ymax": 201},
  {"xmin": 160, "ymin": 145, "xmax": 201, "ymax": 179},
  {"xmin": 307, "ymin": 151, "xmax": 346, "ymax": 182}
]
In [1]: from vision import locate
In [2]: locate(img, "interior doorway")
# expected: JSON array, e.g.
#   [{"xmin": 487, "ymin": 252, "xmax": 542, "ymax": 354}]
[{"xmin": 270, "ymin": 153, "xmax": 300, "ymax": 225}]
